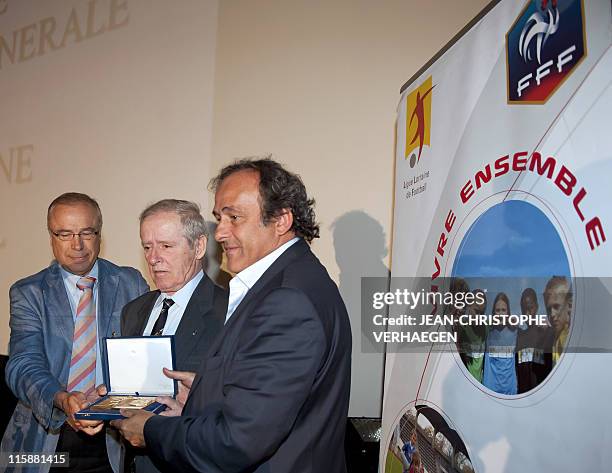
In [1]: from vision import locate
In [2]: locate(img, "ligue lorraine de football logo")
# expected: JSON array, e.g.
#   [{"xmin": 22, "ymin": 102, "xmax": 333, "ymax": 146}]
[
  {"xmin": 506, "ymin": 0, "xmax": 586, "ymax": 104},
  {"xmin": 405, "ymin": 76, "xmax": 435, "ymax": 168}
]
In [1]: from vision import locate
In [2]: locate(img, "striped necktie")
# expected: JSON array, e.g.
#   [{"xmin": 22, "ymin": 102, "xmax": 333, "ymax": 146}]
[
  {"xmin": 67, "ymin": 276, "xmax": 97, "ymax": 395},
  {"xmin": 151, "ymin": 298, "xmax": 174, "ymax": 336}
]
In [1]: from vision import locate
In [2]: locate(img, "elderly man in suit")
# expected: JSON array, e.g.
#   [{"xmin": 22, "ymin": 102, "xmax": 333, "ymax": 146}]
[
  {"xmin": 1, "ymin": 192, "xmax": 148, "ymax": 473},
  {"xmin": 113, "ymin": 158, "xmax": 352, "ymax": 473},
  {"xmin": 119, "ymin": 199, "xmax": 227, "ymax": 473}
]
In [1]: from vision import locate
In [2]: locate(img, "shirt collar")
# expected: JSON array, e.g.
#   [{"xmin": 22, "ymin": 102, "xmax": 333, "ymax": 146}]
[
  {"xmin": 160, "ymin": 269, "xmax": 204, "ymax": 308},
  {"xmin": 60, "ymin": 260, "xmax": 99, "ymax": 285},
  {"xmin": 232, "ymin": 237, "xmax": 299, "ymax": 291}
]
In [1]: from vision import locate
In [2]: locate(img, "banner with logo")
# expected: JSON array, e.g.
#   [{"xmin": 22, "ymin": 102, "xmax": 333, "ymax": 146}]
[{"xmin": 381, "ymin": 1, "xmax": 612, "ymax": 471}]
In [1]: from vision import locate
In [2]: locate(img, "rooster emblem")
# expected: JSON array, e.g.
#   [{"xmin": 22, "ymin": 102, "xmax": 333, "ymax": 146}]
[{"xmin": 518, "ymin": 0, "xmax": 560, "ymax": 64}]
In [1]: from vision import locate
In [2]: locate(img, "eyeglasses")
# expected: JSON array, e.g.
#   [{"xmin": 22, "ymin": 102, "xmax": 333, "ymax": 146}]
[{"xmin": 50, "ymin": 230, "xmax": 100, "ymax": 241}]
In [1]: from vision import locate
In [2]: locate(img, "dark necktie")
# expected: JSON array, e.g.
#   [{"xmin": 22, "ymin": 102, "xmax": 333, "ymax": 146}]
[{"xmin": 151, "ymin": 298, "xmax": 174, "ymax": 336}]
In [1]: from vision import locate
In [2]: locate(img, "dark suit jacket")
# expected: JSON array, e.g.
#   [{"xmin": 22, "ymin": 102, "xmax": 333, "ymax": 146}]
[
  {"xmin": 121, "ymin": 272, "xmax": 227, "ymax": 473},
  {"xmin": 144, "ymin": 239, "xmax": 352, "ymax": 473},
  {"xmin": 121, "ymin": 272, "xmax": 227, "ymax": 372}
]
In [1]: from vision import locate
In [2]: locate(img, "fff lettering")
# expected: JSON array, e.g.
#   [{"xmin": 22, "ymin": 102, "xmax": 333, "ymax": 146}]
[{"xmin": 517, "ymin": 45, "xmax": 576, "ymax": 98}]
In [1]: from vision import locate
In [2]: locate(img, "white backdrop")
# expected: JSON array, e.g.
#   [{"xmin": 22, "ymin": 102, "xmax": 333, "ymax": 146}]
[{"xmin": 0, "ymin": 0, "xmax": 218, "ymax": 354}]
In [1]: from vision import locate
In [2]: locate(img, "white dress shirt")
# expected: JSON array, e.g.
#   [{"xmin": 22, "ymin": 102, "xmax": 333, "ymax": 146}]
[
  {"xmin": 143, "ymin": 270, "xmax": 204, "ymax": 336},
  {"xmin": 225, "ymin": 237, "xmax": 299, "ymax": 323}
]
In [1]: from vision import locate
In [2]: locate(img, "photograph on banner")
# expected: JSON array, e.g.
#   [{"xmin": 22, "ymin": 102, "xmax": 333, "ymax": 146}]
[
  {"xmin": 451, "ymin": 199, "xmax": 571, "ymax": 395},
  {"xmin": 362, "ymin": 274, "xmax": 612, "ymax": 360},
  {"xmin": 385, "ymin": 403, "xmax": 474, "ymax": 473}
]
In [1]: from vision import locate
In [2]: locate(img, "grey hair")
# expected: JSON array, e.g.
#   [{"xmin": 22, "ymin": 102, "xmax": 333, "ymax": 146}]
[{"xmin": 139, "ymin": 199, "xmax": 208, "ymax": 247}]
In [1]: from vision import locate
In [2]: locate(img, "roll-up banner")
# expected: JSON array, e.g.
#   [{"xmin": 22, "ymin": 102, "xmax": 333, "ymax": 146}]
[{"xmin": 379, "ymin": 1, "xmax": 612, "ymax": 472}]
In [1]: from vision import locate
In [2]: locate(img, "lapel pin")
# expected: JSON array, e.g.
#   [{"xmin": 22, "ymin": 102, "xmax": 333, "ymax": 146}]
[{"xmin": 192, "ymin": 330, "xmax": 198, "ymax": 336}]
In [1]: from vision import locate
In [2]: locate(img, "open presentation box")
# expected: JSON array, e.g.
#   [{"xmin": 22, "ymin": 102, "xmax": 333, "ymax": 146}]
[{"xmin": 75, "ymin": 336, "xmax": 177, "ymax": 420}]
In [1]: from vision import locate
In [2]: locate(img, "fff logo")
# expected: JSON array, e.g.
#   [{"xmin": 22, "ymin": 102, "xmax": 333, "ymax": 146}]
[{"xmin": 506, "ymin": 0, "xmax": 586, "ymax": 104}]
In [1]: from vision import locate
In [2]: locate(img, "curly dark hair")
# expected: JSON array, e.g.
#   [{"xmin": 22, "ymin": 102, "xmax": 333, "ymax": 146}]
[
  {"xmin": 520, "ymin": 287, "xmax": 538, "ymax": 310},
  {"xmin": 209, "ymin": 157, "xmax": 320, "ymax": 242}
]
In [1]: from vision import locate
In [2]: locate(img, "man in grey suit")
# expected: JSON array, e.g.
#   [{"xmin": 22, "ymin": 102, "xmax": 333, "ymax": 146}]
[
  {"xmin": 1, "ymin": 192, "xmax": 149, "ymax": 473},
  {"xmin": 120, "ymin": 199, "xmax": 227, "ymax": 472},
  {"xmin": 113, "ymin": 159, "xmax": 352, "ymax": 473}
]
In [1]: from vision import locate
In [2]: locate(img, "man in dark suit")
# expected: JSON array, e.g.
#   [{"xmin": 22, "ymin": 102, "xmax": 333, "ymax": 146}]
[
  {"xmin": 1, "ymin": 192, "xmax": 149, "ymax": 473},
  {"xmin": 113, "ymin": 159, "xmax": 352, "ymax": 473},
  {"xmin": 119, "ymin": 199, "xmax": 227, "ymax": 472}
]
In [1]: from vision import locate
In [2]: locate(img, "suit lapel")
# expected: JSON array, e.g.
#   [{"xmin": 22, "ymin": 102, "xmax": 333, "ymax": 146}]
[
  {"xmin": 97, "ymin": 260, "xmax": 119, "ymax": 338},
  {"xmin": 206, "ymin": 239, "xmax": 310, "ymax": 357},
  {"xmin": 189, "ymin": 241, "xmax": 309, "ymax": 398},
  {"xmin": 42, "ymin": 263, "xmax": 73, "ymax": 362},
  {"xmin": 135, "ymin": 292, "xmax": 159, "ymax": 335},
  {"xmin": 174, "ymin": 274, "xmax": 214, "ymax": 365}
]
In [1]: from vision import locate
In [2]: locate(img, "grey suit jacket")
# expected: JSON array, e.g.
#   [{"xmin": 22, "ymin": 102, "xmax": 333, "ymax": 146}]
[
  {"xmin": 0, "ymin": 258, "xmax": 149, "ymax": 473},
  {"xmin": 121, "ymin": 272, "xmax": 227, "ymax": 473}
]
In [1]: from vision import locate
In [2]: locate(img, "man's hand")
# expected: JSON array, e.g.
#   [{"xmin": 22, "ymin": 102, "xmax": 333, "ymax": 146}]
[
  {"xmin": 156, "ymin": 368, "xmax": 195, "ymax": 416},
  {"xmin": 110, "ymin": 409, "xmax": 154, "ymax": 448},
  {"xmin": 163, "ymin": 368, "xmax": 195, "ymax": 404},
  {"xmin": 92, "ymin": 383, "xmax": 108, "ymax": 398},
  {"xmin": 156, "ymin": 396, "xmax": 183, "ymax": 417},
  {"xmin": 54, "ymin": 390, "xmax": 104, "ymax": 435}
]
